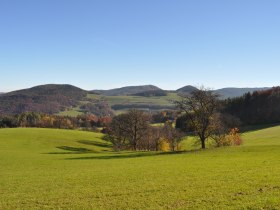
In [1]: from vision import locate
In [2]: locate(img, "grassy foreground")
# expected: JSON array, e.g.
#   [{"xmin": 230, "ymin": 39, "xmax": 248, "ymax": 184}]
[{"xmin": 0, "ymin": 127, "xmax": 280, "ymax": 209}]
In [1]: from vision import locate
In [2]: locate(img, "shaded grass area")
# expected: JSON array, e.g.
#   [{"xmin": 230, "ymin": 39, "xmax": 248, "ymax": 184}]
[{"xmin": 1, "ymin": 127, "xmax": 280, "ymax": 209}]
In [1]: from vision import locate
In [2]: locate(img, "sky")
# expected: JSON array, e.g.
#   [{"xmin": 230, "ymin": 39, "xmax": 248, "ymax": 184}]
[{"xmin": 0, "ymin": 0, "xmax": 280, "ymax": 92}]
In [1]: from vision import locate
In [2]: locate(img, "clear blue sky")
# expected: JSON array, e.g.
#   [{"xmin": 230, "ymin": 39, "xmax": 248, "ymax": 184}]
[{"xmin": 0, "ymin": 0, "xmax": 280, "ymax": 92}]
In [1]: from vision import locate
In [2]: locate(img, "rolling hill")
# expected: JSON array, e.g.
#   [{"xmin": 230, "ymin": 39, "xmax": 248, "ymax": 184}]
[
  {"xmin": 0, "ymin": 84, "xmax": 88, "ymax": 114},
  {"xmin": 92, "ymin": 85, "xmax": 162, "ymax": 96},
  {"xmin": 176, "ymin": 85, "xmax": 198, "ymax": 94},
  {"xmin": 1, "ymin": 126, "xmax": 280, "ymax": 209}
]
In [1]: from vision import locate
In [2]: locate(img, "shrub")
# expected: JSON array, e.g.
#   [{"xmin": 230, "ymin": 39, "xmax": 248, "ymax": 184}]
[
  {"xmin": 215, "ymin": 128, "xmax": 242, "ymax": 147},
  {"xmin": 158, "ymin": 138, "xmax": 170, "ymax": 151}
]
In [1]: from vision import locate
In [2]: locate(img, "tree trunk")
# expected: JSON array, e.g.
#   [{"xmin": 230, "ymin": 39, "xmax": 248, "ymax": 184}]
[{"xmin": 201, "ymin": 138, "xmax": 206, "ymax": 149}]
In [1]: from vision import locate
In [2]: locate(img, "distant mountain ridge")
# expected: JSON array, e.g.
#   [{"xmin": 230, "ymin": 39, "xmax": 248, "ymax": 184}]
[
  {"xmin": 175, "ymin": 85, "xmax": 269, "ymax": 98},
  {"xmin": 214, "ymin": 87, "xmax": 270, "ymax": 99},
  {"xmin": 92, "ymin": 85, "xmax": 162, "ymax": 96},
  {"xmin": 0, "ymin": 84, "xmax": 273, "ymax": 116}
]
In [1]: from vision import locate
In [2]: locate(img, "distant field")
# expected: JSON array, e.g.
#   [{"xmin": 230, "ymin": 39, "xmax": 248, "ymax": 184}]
[
  {"xmin": 58, "ymin": 93, "xmax": 180, "ymax": 116},
  {"xmin": 1, "ymin": 126, "xmax": 280, "ymax": 209},
  {"xmin": 89, "ymin": 92, "xmax": 179, "ymax": 109},
  {"xmin": 58, "ymin": 107, "xmax": 83, "ymax": 117},
  {"xmin": 101, "ymin": 92, "xmax": 179, "ymax": 106}
]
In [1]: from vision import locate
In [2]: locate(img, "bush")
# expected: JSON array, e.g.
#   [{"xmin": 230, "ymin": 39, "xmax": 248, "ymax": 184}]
[
  {"xmin": 158, "ymin": 138, "xmax": 170, "ymax": 151},
  {"xmin": 215, "ymin": 128, "xmax": 242, "ymax": 147}
]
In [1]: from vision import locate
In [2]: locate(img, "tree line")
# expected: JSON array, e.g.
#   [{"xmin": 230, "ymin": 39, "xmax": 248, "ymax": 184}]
[{"xmin": 0, "ymin": 112, "xmax": 112, "ymax": 130}]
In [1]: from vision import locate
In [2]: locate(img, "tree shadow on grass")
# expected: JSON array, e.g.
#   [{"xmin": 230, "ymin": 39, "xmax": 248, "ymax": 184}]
[
  {"xmin": 45, "ymin": 139, "xmax": 112, "ymax": 155},
  {"xmin": 66, "ymin": 150, "xmax": 198, "ymax": 160},
  {"xmin": 47, "ymin": 146, "xmax": 96, "ymax": 154},
  {"xmin": 77, "ymin": 140, "xmax": 112, "ymax": 148}
]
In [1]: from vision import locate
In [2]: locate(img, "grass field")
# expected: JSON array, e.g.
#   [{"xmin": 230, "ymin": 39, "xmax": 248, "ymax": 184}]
[{"xmin": 1, "ymin": 126, "xmax": 280, "ymax": 209}]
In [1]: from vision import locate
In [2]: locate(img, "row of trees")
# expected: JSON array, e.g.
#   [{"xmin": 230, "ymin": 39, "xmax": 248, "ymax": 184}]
[
  {"xmin": 105, "ymin": 109, "xmax": 184, "ymax": 151},
  {"xmin": 0, "ymin": 112, "xmax": 112, "ymax": 130}
]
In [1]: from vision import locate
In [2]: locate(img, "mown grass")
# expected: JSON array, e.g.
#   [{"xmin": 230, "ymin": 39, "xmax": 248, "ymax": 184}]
[{"xmin": 0, "ymin": 126, "xmax": 280, "ymax": 209}]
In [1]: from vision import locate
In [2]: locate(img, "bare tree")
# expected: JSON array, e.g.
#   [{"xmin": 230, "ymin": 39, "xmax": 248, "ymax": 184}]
[
  {"xmin": 141, "ymin": 126, "xmax": 162, "ymax": 151},
  {"xmin": 107, "ymin": 109, "xmax": 151, "ymax": 151},
  {"xmin": 162, "ymin": 122, "xmax": 184, "ymax": 151},
  {"xmin": 175, "ymin": 87, "xmax": 219, "ymax": 149}
]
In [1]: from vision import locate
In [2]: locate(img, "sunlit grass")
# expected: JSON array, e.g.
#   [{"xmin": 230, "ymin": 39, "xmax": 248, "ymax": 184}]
[{"xmin": 0, "ymin": 126, "xmax": 280, "ymax": 209}]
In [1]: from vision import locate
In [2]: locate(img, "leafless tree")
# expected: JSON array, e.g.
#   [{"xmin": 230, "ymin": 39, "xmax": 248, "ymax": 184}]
[
  {"xmin": 107, "ymin": 109, "xmax": 151, "ymax": 151},
  {"xmin": 162, "ymin": 122, "xmax": 185, "ymax": 151},
  {"xmin": 175, "ymin": 87, "xmax": 220, "ymax": 149}
]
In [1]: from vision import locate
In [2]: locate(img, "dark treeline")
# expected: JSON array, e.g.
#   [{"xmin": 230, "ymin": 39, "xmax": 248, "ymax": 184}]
[
  {"xmin": 0, "ymin": 110, "xmax": 176, "ymax": 131},
  {"xmin": 0, "ymin": 112, "xmax": 112, "ymax": 130},
  {"xmin": 224, "ymin": 87, "xmax": 280, "ymax": 125}
]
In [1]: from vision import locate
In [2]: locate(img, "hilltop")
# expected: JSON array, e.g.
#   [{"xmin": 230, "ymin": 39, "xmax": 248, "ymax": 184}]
[
  {"xmin": 176, "ymin": 85, "xmax": 198, "ymax": 94},
  {"xmin": 0, "ymin": 84, "xmax": 88, "ymax": 114},
  {"xmin": 92, "ymin": 85, "xmax": 162, "ymax": 96}
]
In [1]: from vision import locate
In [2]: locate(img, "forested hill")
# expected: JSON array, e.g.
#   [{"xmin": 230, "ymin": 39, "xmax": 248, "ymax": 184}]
[
  {"xmin": 176, "ymin": 85, "xmax": 198, "ymax": 94},
  {"xmin": 6, "ymin": 84, "xmax": 87, "ymax": 99},
  {"xmin": 92, "ymin": 85, "xmax": 162, "ymax": 96},
  {"xmin": 0, "ymin": 84, "xmax": 88, "ymax": 114}
]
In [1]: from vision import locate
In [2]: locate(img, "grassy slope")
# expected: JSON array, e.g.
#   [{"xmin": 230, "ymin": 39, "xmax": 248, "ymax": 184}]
[{"xmin": 0, "ymin": 127, "xmax": 280, "ymax": 209}]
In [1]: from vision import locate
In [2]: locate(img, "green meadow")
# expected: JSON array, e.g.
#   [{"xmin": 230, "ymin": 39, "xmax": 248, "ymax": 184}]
[{"xmin": 1, "ymin": 126, "xmax": 280, "ymax": 209}]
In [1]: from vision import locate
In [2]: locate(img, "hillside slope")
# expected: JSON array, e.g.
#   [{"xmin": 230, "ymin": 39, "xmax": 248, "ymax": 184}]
[{"xmin": 0, "ymin": 127, "xmax": 280, "ymax": 209}]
